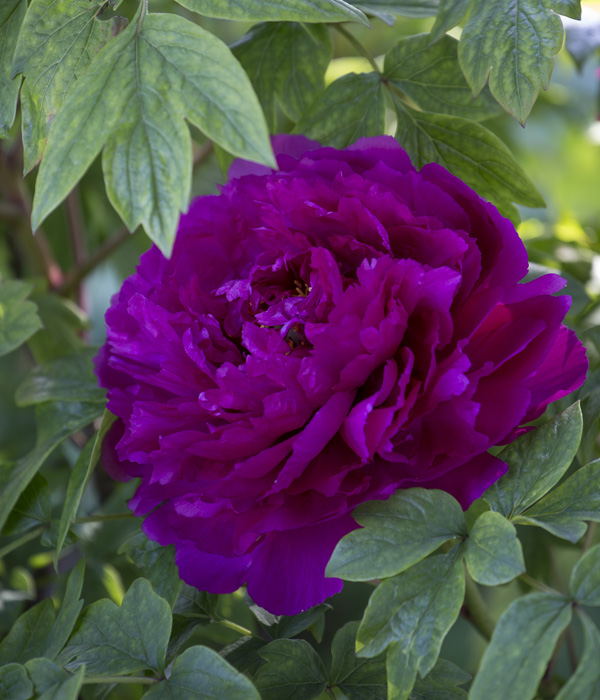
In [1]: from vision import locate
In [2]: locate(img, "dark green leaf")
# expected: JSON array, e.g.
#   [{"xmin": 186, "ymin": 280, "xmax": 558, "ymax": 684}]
[
  {"xmin": 24, "ymin": 659, "xmax": 84, "ymax": 700},
  {"xmin": 409, "ymin": 658, "xmax": 470, "ymax": 699},
  {"xmin": 220, "ymin": 637, "xmax": 268, "ymax": 675},
  {"xmin": 12, "ymin": 0, "xmax": 126, "ymax": 172},
  {"xmin": 384, "ymin": 34, "xmax": 499, "ymax": 119},
  {"xmin": 44, "ymin": 560, "xmax": 85, "ymax": 660},
  {"xmin": 354, "ymin": 1, "xmax": 438, "ymax": 20},
  {"xmin": 429, "ymin": 0, "xmax": 473, "ymax": 44},
  {"xmin": 469, "ymin": 593, "xmax": 572, "ymax": 700},
  {"xmin": 458, "ymin": 0, "xmax": 564, "ymax": 124},
  {"xmin": 173, "ymin": 584, "xmax": 218, "ymax": 618},
  {"xmin": 61, "ymin": 578, "xmax": 171, "ymax": 675},
  {"xmin": 556, "ymin": 611, "xmax": 600, "ymax": 700},
  {"xmin": 464, "ymin": 511, "xmax": 525, "ymax": 585},
  {"xmin": 144, "ymin": 645, "xmax": 260, "ymax": 700},
  {"xmin": 0, "ymin": 599, "xmax": 56, "ymax": 666},
  {"xmin": 394, "ymin": 102, "xmax": 545, "ymax": 212},
  {"xmin": 570, "ymin": 544, "xmax": 600, "ymax": 606},
  {"xmin": 119, "ymin": 532, "xmax": 181, "ymax": 608},
  {"xmin": 484, "ymin": 402, "xmax": 583, "ymax": 519},
  {"xmin": 0, "ymin": 281, "xmax": 42, "ymax": 358},
  {"xmin": 172, "ymin": 0, "xmax": 368, "ymax": 23},
  {"xmin": 515, "ymin": 460, "xmax": 600, "ymax": 543},
  {"xmin": 326, "ymin": 488, "xmax": 466, "ymax": 581},
  {"xmin": 273, "ymin": 605, "xmax": 331, "ymax": 639},
  {"xmin": 233, "ymin": 22, "xmax": 332, "ymax": 130},
  {"xmin": 0, "ymin": 0, "xmax": 26, "ymax": 137},
  {"xmin": 15, "ymin": 348, "xmax": 105, "ymax": 406},
  {"xmin": 3, "ymin": 474, "xmax": 51, "ymax": 535},
  {"xmin": 254, "ymin": 639, "xmax": 328, "ymax": 700},
  {"xmin": 330, "ymin": 621, "xmax": 386, "ymax": 700},
  {"xmin": 0, "ymin": 664, "xmax": 32, "ymax": 700},
  {"xmin": 31, "ymin": 12, "xmax": 274, "ymax": 256},
  {"xmin": 27, "ymin": 294, "xmax": 87, "ymax": 363},
  {"xmin": 293, "ymin": 72, "xmax": 385, "ymax": 148}
]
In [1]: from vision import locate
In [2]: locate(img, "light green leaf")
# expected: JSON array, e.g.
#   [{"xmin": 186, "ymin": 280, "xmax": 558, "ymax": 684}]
[
  {"xmin": 0, "ymin": 664, "xmax": 32, "ymax": 700},
  {"xmin": 12, "ymin": 0, "xmax": 126, "ymax": 172},
  {"xmin": 326, "ymin": 488, "xmax": 466, "ymax": 581},
  {"xmin": 0, "ymin": 0, "xmax": 26, "ymax": 137},
  {"xmin": 253, "ymin": 639, "xmax": 327, "ymax": 700},
  {"xmin": 54, "ymin": 410, "xmax": 115, "ymax": 569},
  {"xmin": 0, "ymin": 281, "xmax": 42, "ymax": 358},
  {"xmin": 552, "ymin": 0, "xmax": 581, "ymax": 19},
  {"xmin": 172, "ymin": 0, "xmax": 367, "ymax": 23},
  {"xmin": 514, "ymin": 460, "xmax": 600, "ymax": 543},
  {"xmin": 24, "ymin": 659, "xmax": 84, "ymax": 700},
  {"xmin": 3, "ymin": 473, "xmax": 51, "ymax": 535},
  {"xmin": 354, "ymin": 1, "xmax": 438, "ymax": 20},
  {"xmin": 469, "ymin": 593, "xmax": 572, "ymax": 700},
  {"xmin": 293, "ymin": 72, "xmax": 385, "ymax": 148},
  {"xmin": 32, "ymin": 11, "xmax": 274, "ymax": 256},
  {"xmin": 409, "ymin": 658, "xmax": 470, "ymax": 699},
  {"xmin": 570, "ymin": 544, "xmax": 600, "ymax": 606},
  {"xmin": 394, "ymin": 102, "xmax": 545, "ymax": 212},
  {"xmin": 0, "ymin": 599, "xmax": 56, "ymax": 666},
  {"xmin": 44, "ymin": 560, "xmax": 85, "ymax": 660},
  {"xmin": 458, "ymin": 0, "xmax": 564, "ymax": 124},
  {"xmin": 384, "ymin": 34, "xmax": 499, "ymax": 119},
  {"xmin": 233, "ymin": 22, "xmax": 332, "ymax": 130},
  {"xmin": 330, "ymin": 621, "xmax": 386, "ymax": 700},
  {"xmin": 0, "ymin": 401, "xmax": 102, "ymax": 534},
  {"xmin": 144, "ymin": 645, "xmax": 260, "ymax": 700},
  {"xmin": 556, "ymin": 611, "xmax": 600, "ymax": 700},
  {"xmin": 61, "ymin": 578, "xmax": 171, "ymax": 675},
  {"xmin": 464, "ymin": 511, "xmax": 525, "ymax": 586},
  {"xmin": 429, "ymin": 0, "xmax": 473, "ymax": 44},
  {"xmin": 483, "ymin": 402, "xmax": 582, "ymax": 519}
]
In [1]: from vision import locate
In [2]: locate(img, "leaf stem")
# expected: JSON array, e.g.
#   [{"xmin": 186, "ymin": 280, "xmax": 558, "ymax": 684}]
[
  {"xmin": 215, "ymin": 618, "xmax": 254, "ymax": 637},
  {"xmin": 463, "ymin": 570, "xmax": 495, "ymax": 641},
  {"xmin": 518, "ymin": 573, "xmax": 556, "ymax": 594},
  {"xmin": 583, "ymin": 522, "xmax": 597, "ymax": 553},
  {"xmin": 83, "ymin": 675, "xmax": 159, "ymax": 685},
  {"xmin": 74, "ymin": 513, "xmax": 135, "ymax": 524},
  {"xmin": 136, "ymin": 0, "xmax": 148, "ymax": 35},
  {"xmin": 0, "ymin": 525, "xmax": 47, "ymax": 559},
  {"xmin": 332, "ymin": 24, "xmax": 380, "ymax": 73}
]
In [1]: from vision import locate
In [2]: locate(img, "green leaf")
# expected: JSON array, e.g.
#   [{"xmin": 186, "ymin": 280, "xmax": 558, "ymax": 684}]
[
  {"xmin": 220, "ymin": 637, "xmax": 268, "ymax": 675},
  {"xmin": 253, "ymin": 639, "xmax": 328, "ymax": 700},
  {"xmin": 0, "ymin": 664, "xmax": 32, "ymax": 700},
  {"xmin": 233, "ymin": 22, "xmax": 332, "ymax": 130},
  {"xmin": 384, "ymin": 34, "xmax": 499, "ymax": 120},
  {"xmin": 0, "ymin": 599, "xmax": 56, "ymax": 666},
  {"xmin": 394, "ymin": 102, "xmax": 545, "ymax": 212},
  {"xmin": 12, "ymin": 0, "xmax": 126, "ymax": 173},
  {"xmin": 293, "ymin": 72, "xmax": 385, "ymax": 148},
  {"xmin": 61, "ymin": 578, "xmax": 171, "ymax": 675},
  {"xmin": 469, "ymin": 593, "xmax": 572, "ymax": 700},
  {"xmin": 458, "ymin": 0, "xmax": 565, "ymax": 124},
  {"xmin": 44, "ymin": 560, "xmax": 85, "ymax": 660},
  {"xmin": 144, "ymin": 645, "xmax": 260, "ymax": 700},
  {"xmin": 515, "ymin": 459, "xmax": 600, "ymax": 543},
  {"xmin": 31, "ymin": 11, "xmax": 274, "ymax": 256},
  {"xmin": 119, "ymin": 532, "xmax": 181, "ymax": 608},
  {"xmin": 356, "ymin": 551, "xmax": 465, "ymax": 692},
  {"xmin": 326, "ymin": 488, "xmax": 466, "ymax": 581},
  {"xmin": 570, "ymin": 544, "xmax": 600, "ymax": 606},
  {"xmin": 27, "ymin": 294, "xmax": 87, "ymax": 363},
  {"xmin": 0, "ymin": 401, "xmax": 102, "ymax": 534},
  {"xmin": 483, "ymin": 402, "xmax": 583, "ymax": 519},
  {"xmin": 0, "ymin": 0, "xmax": 26, "ymax": 138},
  {"xmin": 24, "ymin": 659, "xmax": 84, "ymax": 700},
  {"xmin": 54, "ymin": 411, "xmax": 116, "ymax": 569},
  {"xmin": 0, "ymin": 281, "xmax": 42, "ymax": 358},
  {"xmin": 464, "ymin": 511, "xmax": 525, "ymax": 585},
  {"xmin": 330, "ymin": 621, "xmax": 386, "ymax": 700},
  {"xmin": 556, "ymin": 611, "xmax": 600, "ymax": 700},
  {"xmin": 409, "ymin": 658, "xmax": 470, "ymax": 699},
  {"xmin": 172, "ymin": 0, "xmax": 368, "ymax": 23},
  {"xmin": 354, "ymin": 1, "xmax": 438, "ymax": 20},
  {"xmin": 265, "ymin": 605, "xmax": 332, "ymax": 640},
  {"xmin": 429, "ymin": 0, "xmax": 473, "ymax": 44},
  {"xmin": 3, "ymin": 474, "xmax": 51, "ymax": 535}
]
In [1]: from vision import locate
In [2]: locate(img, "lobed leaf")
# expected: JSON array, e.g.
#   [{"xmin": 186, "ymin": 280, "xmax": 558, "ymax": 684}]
[
  {"xmin": 43, "ymin": 560, "xmax": 86, "ymax": 660},
  {"xmin": 0, "ymin": 0, "xmax": 26, "ymax": 137},
  {"xmin": 555, "ymin": 611, "xmax": 600, "ymax": 700},
  {"xmin": 0, "ymin": 599, "xmax": 56, "ymax": 666},
  {"xmin": 409, "ymin": 658, "xmax": 470, "ymax": 699},
  {"xmin": 0, "ymin": 281, "xmax": 42, "ymax": 358},
  {"xmin": 330, "ymin": 621, "xmax": 387, "ymax": 700},
  {"xmin": 0, "ymin": 664, "xmax": 32, "ymax": 700},
  {"xmin": 3, "ymin": 473, "xmax": 51, "ymax": 535},
  {"xmin": 429, "ymin": 0, "xmax": 473, "ymax": 44},
  {"xmin": 24, "ymin": 659, "xmax": 84, "ymax": 700},
  {"xmin": 464, "ymin": 511, "xmax": 525, "ymax": 585},
  {"xmin": 570, "ymin": 544, "xmax": 600, "ymax": 606},
  {"xmin": 172, "ymin": 0, "xmax": 368, "ymax": 23}
]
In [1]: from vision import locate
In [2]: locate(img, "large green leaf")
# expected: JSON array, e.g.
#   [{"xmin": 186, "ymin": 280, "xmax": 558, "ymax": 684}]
[
  {"xmin": 429, "ymin": 0, "xmax": 473, "ymax": 44},
  {"xmin": 25, "ymin": 659, "xmax": 84, "ymax": 700},
  {"xmin": 394, "ymin": 102, "xmax": 545, "ymax": 216},
  {"xmin": 0, "ymin": 281, "xmax": 42, "ymax": 358},
  {"xmin": 61, "ymin": 578, "xmax": 171, "ymax": 675},
  {"xmin": 556, "ymin": 611, "xmax": 600, "ymax": 700},
  {"xmin": 326, "ymin": 488, "xmax": 466, "ymax": 581},
  {"xmin": 31, "ymin": 11, "xmax": 274, "ymax": 256},
  {"xmin": 458, "ymin": 0, "xmax": 565, "ymax": 124},
  {"xmin": 233, "ymin": 22, "xmax": 332, "ymax": 130},
  {"xmin": 172, "ymin": 0, "xmax": 367, "ymax": 23},
  {"xmin": 409, "ymin": 658, "xmax": 470, "ymax": 699},
  {"xmin": 253, "ymin": 639, "xmax": 328, "ymax": 700},
  {"xmin": 384, "ymin": 34, "xmax": 499, "ymax": 120},
  {"xmin": 464, "ymin": 511, "xmax": 525, "ymax": 586},
  {"xmin": 144, "ymin": 645, "xmax": 260, "ymax": 700},
  {"xmin": 12, "ymin": 0, "xmax": 126, "ymax": 172},
  {"xmin": 0, "ymin": 599, "xmax": 56, "ymax": 666},
  {"xmin": 570, "ymin": 544, "xmax": 600, "ymax": 606},
  {"xmin": 330, "ymin": 621, "xmax": 386, "ymax": 700},
  {"xmin": 515, "ymin": 459, "xmax": 600, "ymax": 543},
  {"xmin": 293, "ymin": 72, "xmax": 385, "ymax": 148},
  {"xmin": 0, "ymin": 0, "xmax": 26, "ymax": 137},
  {"xmin": 0, "ymin": 664, "xmax": 32, "ymax": 700},
  {"xmin": 43, "ymin": 560, "xmax": 85, "ymax": 660},
  {"xmin": 469, "ymin": 593, "xmax": 572, "ymax": 700},
  {"xmin": 354, "ymin": 1, "xmax": 438, "ymax": 21}
]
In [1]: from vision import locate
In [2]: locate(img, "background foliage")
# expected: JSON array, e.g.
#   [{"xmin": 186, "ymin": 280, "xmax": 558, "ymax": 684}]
[{"xmin": 2, "ymin": 0, "xmax": 600, "ymax": 698}]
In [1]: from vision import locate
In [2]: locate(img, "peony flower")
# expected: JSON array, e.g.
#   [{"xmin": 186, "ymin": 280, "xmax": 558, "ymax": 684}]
[{"xmin": 95, "ymin": 136, "xmax": 587, "ymax": 615}]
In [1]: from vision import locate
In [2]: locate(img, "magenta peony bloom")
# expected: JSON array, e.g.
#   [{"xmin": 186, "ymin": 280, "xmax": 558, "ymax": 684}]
[{"xmin": 96, "ymin": 136, "xmax": 587, "ymax": 615}]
